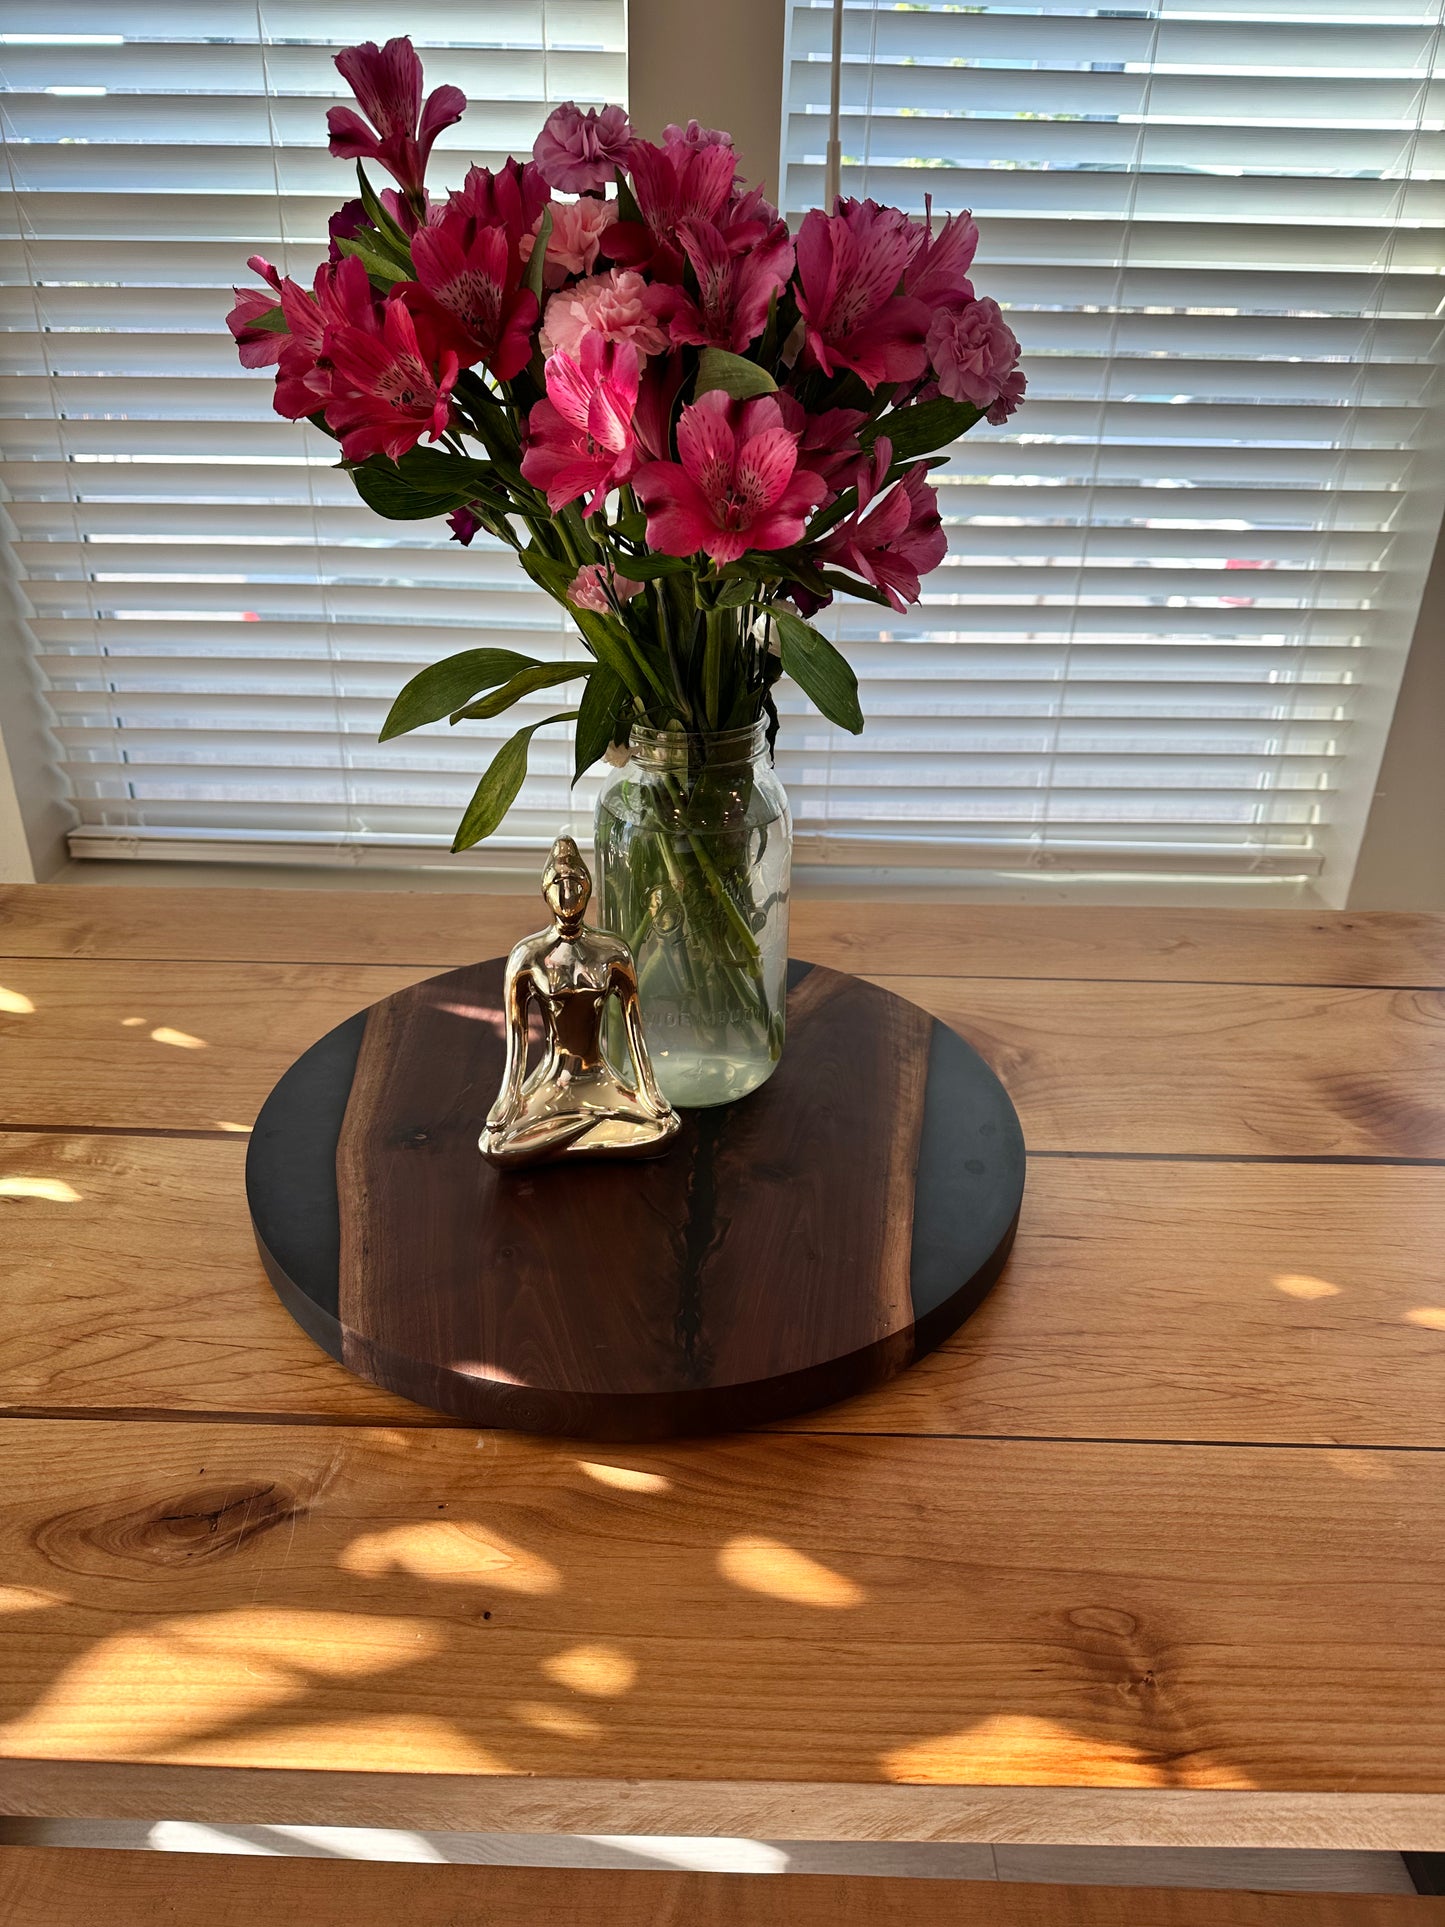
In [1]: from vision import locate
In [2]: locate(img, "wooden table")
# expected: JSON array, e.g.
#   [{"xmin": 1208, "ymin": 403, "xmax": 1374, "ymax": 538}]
[{"xmin": 0, "ymin": 887, "xmax": 1442, "ymax": 1851}]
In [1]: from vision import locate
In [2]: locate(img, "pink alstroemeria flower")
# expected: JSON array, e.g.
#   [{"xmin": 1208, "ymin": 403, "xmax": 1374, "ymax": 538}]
[
  {"xmin": 605, "ymin": 136, "xmax": 738, "ymax": 278},
  {"xmin": 260, "ymin": 256, "xmax": 380, "ymax": 421},
  {"xmin": 818, "ymin": 436, "xmax": 947, "ymax": 612},
  {"xmin": 926, "ymin": 295, "xmax": 1025, "ymax": 422},
  {"xmin": 324, "ymin": 294, "xmax": 459, "ymax": 462},
  {"xmin": 775, "ymin": 397, "xmax": 867, "ymax": 493},
  {"xmin": 533, "ymin": 101, "xmax": 633, "ymax": 194},
  {"xmin": 633, "ymin": 390, "xmax": 827, "ymax": 565},
  {"xmin": 327, "ymin": 37, "xmax": 466, "ymax": 201},
  {"xmin": 905, "ymin": 199, "xmax": 980, "ymax": 306},
  {"xmin": 669, "ymin": 214, "xmax": 794, "ymax": 354},
  {"xmin": 446, "ymin": 159, "xmax": 551, "ymax": 243},
  {"xmin": 408, "ymin": 213, "xmax": 538, "ymax": 382},
  {"xmin": 227, "ymin": 256, "xmax": 284, "ymax": 367},
  {"xmin": 567, "ymin": 563, "xmax": 642, "ymax": 613},
  {"xmin": 521, "ymin": 335, "xmax": 642, "ymax": 514},
  {"xmin": 794, "ymin": 198, "xmax": 932, "ymax": 385},
  {"xmin": 448, "ymin": 505, "xmax": 484, "ymax": 547}
]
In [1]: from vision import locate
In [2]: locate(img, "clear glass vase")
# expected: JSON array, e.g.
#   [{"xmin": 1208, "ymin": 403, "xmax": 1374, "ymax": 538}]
[{"xmin": 594, "ymin": 719, "xmax": 791, "ymax": 1109}]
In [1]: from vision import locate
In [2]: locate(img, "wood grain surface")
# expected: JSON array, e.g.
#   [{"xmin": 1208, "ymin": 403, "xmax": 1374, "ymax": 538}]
[
  {"xmin": 2, "ymin": 889, "xmax": 1443, "ymax": 1850},
  {"xmin": 4, "ymin": 886, "xmax": 1443, "ymax": 986},
  {"xmin": 5, "ymin": 960, "xmax": 1445, "ymax": 1156},
  {"xmin": 4, "ymin": 1848, "xmax": 1442, "ymax": 1927},
  {"xmin": 249, "ymin": 960, "xmax": 1018, "ymax": 1438},
  {"xmin": 5, "ymin": 1133, "xmax": 1443, "ymax": 1447},
  {"xmin": 1, "ymin": 1420, "xmax": 1441, "ymax": 1815}
]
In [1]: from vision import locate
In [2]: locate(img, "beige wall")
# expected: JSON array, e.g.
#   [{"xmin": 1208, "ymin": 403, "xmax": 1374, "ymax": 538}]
[
  {"xmin": 627, "ymin": 0, "xmax": 786, "ymax": 197},
  {"xmin": 1350, "ymin": 530, "xmax": 1445, "ymax": 910}
]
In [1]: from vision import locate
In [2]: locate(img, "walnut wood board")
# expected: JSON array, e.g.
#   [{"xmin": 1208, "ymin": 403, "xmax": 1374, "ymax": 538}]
[
  {"xmin": 4, "ymin": 1850, "xmax": 1441, "ymax": 1927},
  {"xmin": 5, "ymin": 959, "xmax": 1445, "ymax": 1158},
  {"xmin": 5, "ymin": 885, "xmax": 1444, "ymax": 987},
  {"xmin": 6, "ymin": 1131, "xmax": 1445, "ymax": 1447},
  {"xmin": 244, "ymin": 961, "xmax": 1024, "ymax": 1439},
  {"xmin": 2, "ymin": 1420, "xmax": 1444, "ymax": 1841}
]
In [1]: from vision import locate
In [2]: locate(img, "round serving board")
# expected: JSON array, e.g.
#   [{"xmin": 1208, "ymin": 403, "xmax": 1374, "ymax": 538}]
[{"xmin": 246, "ymin": 958, "xmax": 1024, "ymax": 1441}]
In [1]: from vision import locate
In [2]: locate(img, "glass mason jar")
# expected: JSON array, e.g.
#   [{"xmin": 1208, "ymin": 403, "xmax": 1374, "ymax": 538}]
[{"xmin": 594, "ymin": 720, "xmax": 791, "ymax": 1109}]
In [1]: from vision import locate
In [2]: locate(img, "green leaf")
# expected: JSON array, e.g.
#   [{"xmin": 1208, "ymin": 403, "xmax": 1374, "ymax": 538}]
[
  {"xmin": 355, "ymin": 162, "xmax": 415, "ymax": 264},
  {"xmin": 334, "ymin": 232, "xmax": 411, "ymax": 287},
  {"xmin": 380, "ymin": 649, "xmax": 541, "ymax": 742},
  {"xmin": 863, "ymin": 396, "xmax": 985, "ymax": 463},
  {"xmin": 522, "ymin": 206, "xmax": 552, "ymax": 305},
  {"xmin": 613, "ymin": 171, "xmax": 642, "ymax": 226},
  {"xmin": 612, "ymin": 509, "xmax": 647, "ymax": 543},
  {"xmin": 452, "ymin": 711, "xmax": 578, "ymax": 851},
  {"xmin": 247, "ymin": 304, "xmax": 289, "ymax": 337},
  {"xmin": 573, "ymin": 660, "xmax": 629, "ymax": 782},
  {"xmin": 517, "ymin": 545, "xmax": 578, "ymax": 599},
  {"xmin": 611, "ymin": 551, "xmax": 690, "ymax": 583},
  {"xmin": 818, "ymin": 567, "xmax": 894, "ymax": 608},
  {"xmin": 771, "ymin": 606, "xmax": 864, "ymax": 735},
  {"xmin": 567, "ymin": 603, "xmax": 654, "ymax": 705},
  {"xmin": 714, "ymin": 577, "xmax": 759, "ymax": 608},
  {"xmin": 694, "ymin": 347, "xmax": 778, "ymax": 402},
  {"xmin": 451, "ymin": 661, "xmax": 590, "ymax": 723}
]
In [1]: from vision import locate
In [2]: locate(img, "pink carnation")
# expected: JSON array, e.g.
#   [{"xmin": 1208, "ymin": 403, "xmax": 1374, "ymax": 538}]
[
  {"xmin": 521, "ymin": 197, "xmax": 613, "ymax": 289},
  {"xmin": 926, "ymin": 295, "xmax": 1024, "ymax": 416},
  {"xmin": 540, "ymin": 269, "xmax": 676, "ymax": 360},
  {"xmin": 663, "ymin": 120, "xmax": 733, "ymax": 151},
  {"xmin": 533, "ymin": 101, "xmax": 633, "ymax": 194},
  {"xmin": 566, "ymin": 564, "xmax": 642, "ymax": 614}
]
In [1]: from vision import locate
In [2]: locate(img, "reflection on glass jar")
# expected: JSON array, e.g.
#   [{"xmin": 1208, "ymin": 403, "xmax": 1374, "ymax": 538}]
[{"xmin": 595, "ymin": 720, "xmax": 791, "ymax": 1109}]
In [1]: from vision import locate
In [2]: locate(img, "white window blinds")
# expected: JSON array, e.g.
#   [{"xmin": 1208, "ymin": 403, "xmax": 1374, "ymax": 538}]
[
  {"xmin": 780, "ymin": 0, "xmax": 1445, "ymax": 888},
  {"xmin": 3, "ymin": 0, "xmax": 1444, "ymax": 889}
]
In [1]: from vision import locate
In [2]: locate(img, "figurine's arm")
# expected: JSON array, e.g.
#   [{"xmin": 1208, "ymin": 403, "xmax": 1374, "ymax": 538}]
[
  {"xmin": 610, "ymin": 958, "xmax": 671, "ymax": 1117},
  {"xmin": 486, "ymin": 962, "xmax": 533, "ymax": 1127}
]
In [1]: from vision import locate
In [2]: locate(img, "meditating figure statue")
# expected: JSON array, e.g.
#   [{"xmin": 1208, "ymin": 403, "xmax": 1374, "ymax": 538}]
[{"xmin": 480, "ymin": 836, "xmax": 681, "ymax": 1168}]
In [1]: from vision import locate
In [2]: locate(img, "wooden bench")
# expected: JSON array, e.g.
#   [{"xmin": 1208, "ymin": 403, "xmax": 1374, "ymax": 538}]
[{"xmin": 2, "ymin": 1847, "xmax": 1442, "ymax": 1926}]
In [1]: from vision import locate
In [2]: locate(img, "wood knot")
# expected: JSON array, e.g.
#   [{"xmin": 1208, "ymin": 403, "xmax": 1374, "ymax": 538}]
[
  {"xmin": 1068, "ymin": 1606, "xmax": 1139, "ymax": 1637},
  {"xmin": 34, "ymin": 1482, "xmax": 306, "ymax": 1575}
]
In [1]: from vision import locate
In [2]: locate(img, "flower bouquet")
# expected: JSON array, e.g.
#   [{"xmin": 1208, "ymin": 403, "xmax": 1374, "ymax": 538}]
[{"xmin": 230, "ymin": 36, "xmax": 1024, "ymax": 1104}]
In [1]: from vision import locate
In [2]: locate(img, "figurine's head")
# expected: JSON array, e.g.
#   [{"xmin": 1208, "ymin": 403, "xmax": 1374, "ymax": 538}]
[{"xmin": 542, "ymin": 835, "xmax": 591, "ymax": 933}]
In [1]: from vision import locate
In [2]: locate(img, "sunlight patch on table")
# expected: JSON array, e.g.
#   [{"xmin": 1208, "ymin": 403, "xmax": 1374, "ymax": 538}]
[
  {"xmin": 577, "ymin": 1460, "xmax": 670, "ymax": 1493},
  {"xmin": 1272, "ymin": 1273, "xmax": 1340, "ymax": 1300},
  {"xmin": 541, "ymin": 1643, "xmax": 637, "ymax": 1697},
  {"xmin": 341, "ymin": 1522, "xmax": 562, "ymax": 1593},
  {"xmin": 0, "ymin": 1176, "xmax": 81, "ymax": 1203},
  {"xmin": 509, "ymin": 1699, "xmax": 603, "ymax": 1742},
  {"xmin": 0, "ymin": 985, "xmax": 35, "ymax": 1015},
  {"xmin": 717, "ymin": 1536, "xmax": 864, "ymax": 1609},
  {"xmin": 150, "ymin": 1026, "xmax": 207, "ymax": 1050},
  {"xmin": 1404, "ymin": 1307, "xmax": 1445, "ymax": 1331}
]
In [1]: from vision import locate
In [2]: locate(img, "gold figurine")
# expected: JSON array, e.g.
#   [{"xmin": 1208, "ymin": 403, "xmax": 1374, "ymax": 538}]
[{"xmin": 480, "ymin": 836, "xmax": 681, "ymax": 1168}]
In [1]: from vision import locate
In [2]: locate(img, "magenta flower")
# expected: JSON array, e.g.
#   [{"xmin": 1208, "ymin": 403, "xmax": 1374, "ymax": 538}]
[
  {"xmin": 323, "ymin": 293, "xmax": 459, "ymax": 462},
  {"xmin": 794, "ymin": 198, "xmax": 932, "ymax": 386},
  {"xmin": 227, "ymin": 256, "xmax": 284, "ymax": 368},
  {"xmin": 926, "ymin": 295, "xmax": 1024, "ymax": 419},
  {"xmin": 905, "ymin": 200, "xmax": 979, "ymax": 306},
  {"xmin": 669, "ymin": 214, "xmax": 794, "ymax": 353},
  {"xmin": 408, "ymin": 211, "xmax": 538, "ymax": 381},
  {"xmin": 447, "ymin": 159, "xmax": 550, "ymax": 244},
  {"xmin": 533, "ymin": 101, "xmax": 633, "ymax": 194},
  {"xmin": 520, "ymin": 335, "xmax": 642, "ymax": 514},
  {"xmin": 817, "ymin": 437, "xmax": 947, "ymax": 612},
  {"xmin": 263, "ymin": 256, "xmax": 381, "ymax": 421},
  {"xmin": 327, "ymin": 37, "xmax": 466, "ymax": 201},
  {"xmin": 567, "ymin": 563, "xmax": 642, "ymax": 613},
  {"xmin": 776, "ymin": 397, "xmax": 867, "ymax": 493},
  {"xmin": 448, "ymin": 505, "xmax": 484, "ymax": 547},
  {"xmin": 605, "ymin": 136, "xmax": 738, "ymax": 277},
  {"xmin": 633, "ymin": 391, "xmax": 827, "ymax": 565}
]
